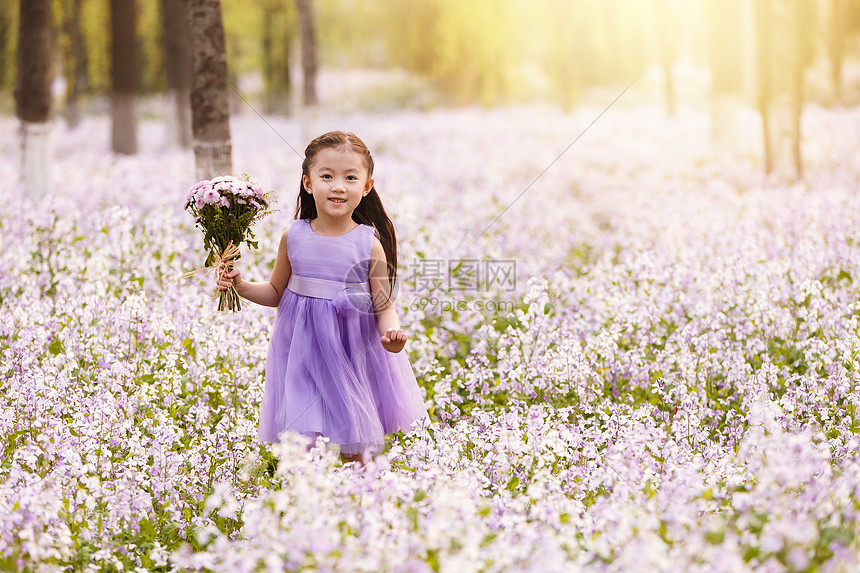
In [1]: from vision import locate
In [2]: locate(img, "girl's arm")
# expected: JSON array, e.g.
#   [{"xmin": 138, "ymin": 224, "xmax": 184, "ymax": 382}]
[
  {"xmin": 218, "ymin": 229, "xmax": 291, "ymax": 308},
  {"xmin": 369, "ymin": 236, "xmax": 407, "ymax": 353}
]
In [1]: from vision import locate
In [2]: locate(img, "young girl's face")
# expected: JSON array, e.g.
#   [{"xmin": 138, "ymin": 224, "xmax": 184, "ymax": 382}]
[{"xmin": 302, "ymin": 146, "xmax": 374, "ymax": 220}]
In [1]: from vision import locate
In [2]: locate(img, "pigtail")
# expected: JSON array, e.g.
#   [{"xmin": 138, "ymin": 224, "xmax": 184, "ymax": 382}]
[
  {"xmin": 353, "ymin": 187, "xmax": 398, "ymax": 296},
  {"xmin": 295, "ymin": 178, "xmax": 316, "ymax": 219}
]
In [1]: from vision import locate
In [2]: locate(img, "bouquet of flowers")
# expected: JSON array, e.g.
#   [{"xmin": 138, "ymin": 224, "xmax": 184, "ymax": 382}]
[{"xmin": 181, "ymin": 174, "xmax": 273, "ymax": 312}]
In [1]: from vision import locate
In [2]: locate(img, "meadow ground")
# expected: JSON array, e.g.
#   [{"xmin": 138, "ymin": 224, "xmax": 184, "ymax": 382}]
[{"xmin": 2, "ymin": 99, "xmax": 860, "ymax": 571}]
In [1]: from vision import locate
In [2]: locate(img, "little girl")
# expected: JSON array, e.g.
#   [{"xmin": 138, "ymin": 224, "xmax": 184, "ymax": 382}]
[{"xmin": 217, "ymin": 131, "xmax": 428, "ymax": 466}]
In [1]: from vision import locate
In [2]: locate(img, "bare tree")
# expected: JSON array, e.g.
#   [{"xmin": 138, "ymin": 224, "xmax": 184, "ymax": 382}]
[
  {"xmin": 15, "ymin": 0, "xmax": 52, "ymax": 200},
  {"xmin": 183, "ymin": 0, "xmax": 232, "ymax": 180},
  {"xmin": 111, "ymin": 0, "xmax": 138, "ymax": 154},
  {"xmin": 296, "ymin": 0, "xmax": 318, "ymax": 106},
  {"xmin": 162, "ymin": 0, "xmax": 193, "ymax": 148}
]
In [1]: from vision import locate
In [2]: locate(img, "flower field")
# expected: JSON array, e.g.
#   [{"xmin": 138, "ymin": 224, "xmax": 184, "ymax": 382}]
[{"xmin": 3, "ymin": 100, "xmax": 860, "ymax": 572}]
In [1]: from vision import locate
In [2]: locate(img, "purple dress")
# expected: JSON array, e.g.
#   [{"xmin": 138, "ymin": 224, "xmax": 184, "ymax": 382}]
[{"xmin": 259, "ymin": 218, "xmax": 429, "ymax": 455}]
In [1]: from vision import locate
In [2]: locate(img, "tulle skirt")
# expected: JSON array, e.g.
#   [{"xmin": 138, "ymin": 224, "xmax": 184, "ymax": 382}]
[{"xmin": 259, "ymin": 289, "xmax": 429, "ymax": 455}]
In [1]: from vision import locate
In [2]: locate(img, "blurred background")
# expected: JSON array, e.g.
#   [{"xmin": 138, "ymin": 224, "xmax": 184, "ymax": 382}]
[
  {"xmin": 3, "ymin": 0, "xmax": 860, "ymax": 108},
  {"xmin": 3, "ymin": 0, "xmax": 860, "ymax": 190}
]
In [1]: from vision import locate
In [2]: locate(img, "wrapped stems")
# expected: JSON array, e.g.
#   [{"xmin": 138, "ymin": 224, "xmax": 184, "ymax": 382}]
[{"xmin": 212, "ymin": 242, "xmax": 241, "ymax": 312}]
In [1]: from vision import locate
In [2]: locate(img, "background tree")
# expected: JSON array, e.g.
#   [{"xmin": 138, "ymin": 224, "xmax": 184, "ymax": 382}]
[
  {"xmin": 655, "ymin": 0, "xmax": 677, "ymax": 116},
  {"xmin": 295, "ymin": 0, "xmax": 317, "ymax": 106},
  {"xmin": 828, "ymin": 0, "xmax": 846, "ymax": 105},
  {"xmin": 183, "ymin": 0, "xmax": 232, "ymax": 180},
  {"xmin": 545, "ymin": 0, "xmax": 589, "ymax": 111},
  {"xmin": 260, "ymin": 0, "xmax": 294, "ymax": 115},
  {"xmin": 15, "ymin": 0, "xmax": 52, "ymax": 200},
  {"xmin": 754, "ymin": 0, "xmax": 775, "ymax": 174},
  {"xmin": 754, "ymin": 0, "xmax": 816, "ymax": 179},
  {"xmin": 708, "ymin": 0, "xmax": 743, "ymax": 145},
  {"xmin": 110, "ymin": 0, "xmax": 138, "ymax": 154},
  {"xmin": 59, "ymin": 0, "xmax": 87, "ymax": 128},
  {"xmin": 162, "ymin": 0, "xmax": 193, "ymax": 148}
]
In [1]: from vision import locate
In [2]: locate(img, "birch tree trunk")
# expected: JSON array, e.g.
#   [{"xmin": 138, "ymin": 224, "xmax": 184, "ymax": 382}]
[
  {"xmin": 183, "ymin": 0, "xmax": 232, "ymax": 180},
  {"xmin": 162, "ymin": 0, "xmax": 193, "ymax": 148},
  {"xmin": 111, "ymin": 0, "xmax": 138, "ymax": 154},
  {"xmin": 15, "ymin": 0, "xmax": 52, "ymax": 201}
]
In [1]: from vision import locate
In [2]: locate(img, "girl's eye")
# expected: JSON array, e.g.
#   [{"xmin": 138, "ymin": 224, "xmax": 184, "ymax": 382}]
[
  {"xmin": 347, "ymin": 176, "xmax": 358, "ymax": 181},
  {"xmin": 320, "ymin": 174, "xmax": 332, "ymax": 179}
]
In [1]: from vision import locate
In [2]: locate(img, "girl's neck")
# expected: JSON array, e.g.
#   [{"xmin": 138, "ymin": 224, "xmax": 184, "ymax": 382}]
[{"xmin": 310, "ymin": 214, "xmax": 358, "ymax": 237}]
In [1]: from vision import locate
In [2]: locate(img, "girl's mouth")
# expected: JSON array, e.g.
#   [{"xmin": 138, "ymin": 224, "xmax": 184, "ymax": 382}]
[{"xmin": 329, "ymin": 198, "xmax": 346, "ymax": 204}]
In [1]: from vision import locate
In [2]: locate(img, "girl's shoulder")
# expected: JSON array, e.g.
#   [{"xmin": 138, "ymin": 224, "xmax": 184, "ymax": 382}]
[
  {"xmin": 287, "ymin": 218, "xmax": 307, "ymax": 234},
  {"xmin": 284, "ymin": 219, "xmax": 305, "ymax": 248},
  {"xmin": 361, "ymin": 223, "xmax": 380, "ymax": 239}
]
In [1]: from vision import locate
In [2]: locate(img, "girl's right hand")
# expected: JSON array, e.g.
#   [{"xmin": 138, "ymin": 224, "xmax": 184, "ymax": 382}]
[{"xmin": 217, "ymin": 268, "xmax": 242, "ymax": 291}]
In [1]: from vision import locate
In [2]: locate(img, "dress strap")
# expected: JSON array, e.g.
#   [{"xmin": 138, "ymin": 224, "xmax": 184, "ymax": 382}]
[{"xmin": 287, "ymin": 273, "xmax": 370, "ymax": 300}]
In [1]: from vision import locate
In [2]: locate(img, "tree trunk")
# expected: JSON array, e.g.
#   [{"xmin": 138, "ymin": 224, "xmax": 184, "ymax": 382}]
[
  {"xmin": 755, "ymin": 0, "xmax": 812, "ymax": 181},
  {"xmin": 183, "ymin": 0, "xmax": 232, "ymax": 180},
  {"xmin": 708, "ymin": 0, "xmax": 743, "ymax": 146},
  {"xmin": 261, "ymin": 1, "xmax": 292, "ymax": 115},
  {"xmin": 296, "ymin": 0, "xmax": 318, "ymax": 106},
  {"xmin": 828, "ymin": 0, "xmax": 844, "ymax": 105},
  {"xmin": 790, "ymin": 1, "xmax": 804, "ymax": 178},
  {"xmin": 111, "ymin": 0, "xmax": 138, "ymax": 154},
  {"xmin": 262, "ymin": 4, "xmax": 275, "ymax": 112},
  {"xmin": 62, "ymin": 0, "xmax": 85, "ymax": 128},
  {"xmin": 15, "ymin": 0, "xmax": 52, "ymax": 200},
  {"xmin": 753, "ymin": 0, "xmax": 773, "ymax": 174},
  {"xmin": 162, "ymin": 0, "xmax": 192, "ymax": 148},
  {"xmin": 549, "ymin": 0, "xmax": 586, "ymax": 112},
  {"xmin": 656, "ymin": 0, "xmax": 676, "ymax": 117}
]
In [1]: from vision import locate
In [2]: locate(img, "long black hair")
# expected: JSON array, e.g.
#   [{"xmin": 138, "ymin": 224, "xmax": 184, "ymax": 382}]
[{"xmin": 294, "ymin": 131, "xmax": 398, "ymax": 296}]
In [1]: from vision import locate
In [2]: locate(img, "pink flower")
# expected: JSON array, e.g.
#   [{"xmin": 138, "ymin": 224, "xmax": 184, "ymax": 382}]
[
  {"xmin": 186, "ymin": 180, "xmax": 212, "ymax": 207},
  {"xmin": 202, "ymin": 189, "xmax": 220, "ymax": 205}
]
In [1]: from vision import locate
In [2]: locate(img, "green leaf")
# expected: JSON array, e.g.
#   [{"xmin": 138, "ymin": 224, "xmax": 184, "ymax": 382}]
[
  {"xmin": 48, "ymin": 339, "xmax": 64, "ymax": 355},
  {"xmin": 705, "ymin": 529, "xmax": 725, "ymax": 544}
]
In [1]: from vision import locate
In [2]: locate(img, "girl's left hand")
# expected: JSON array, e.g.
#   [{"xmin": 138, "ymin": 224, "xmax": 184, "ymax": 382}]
[{"xmin": 381, "ymin": 328, "xmax": 407, "ymax": 353}]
